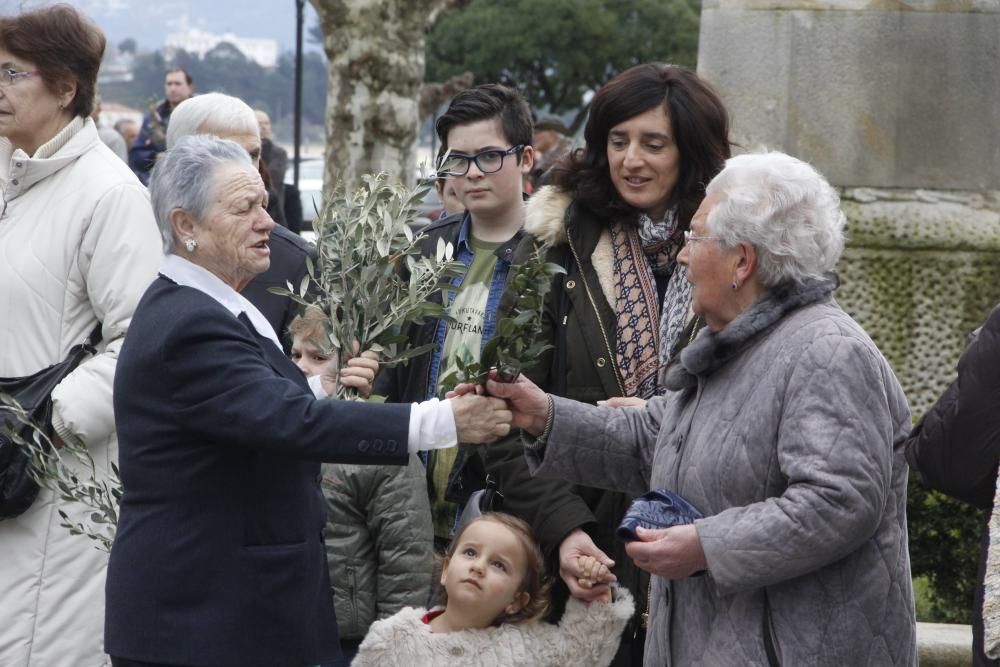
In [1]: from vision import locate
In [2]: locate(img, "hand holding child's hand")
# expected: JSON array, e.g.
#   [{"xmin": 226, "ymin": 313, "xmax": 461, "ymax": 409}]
[{"xmin": 576, "ymin": 555, "xmax": 613, "ymax": 590}]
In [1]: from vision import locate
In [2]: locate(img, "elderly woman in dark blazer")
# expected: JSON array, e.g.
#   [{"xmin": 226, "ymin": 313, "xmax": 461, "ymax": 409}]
[
  {"xmin": 475, "ymin": 151, "xmax": 916, "ymax": 666},
  {"xmin": 105, "ymin": 135, "xmax": 511, "ymax": 667}
]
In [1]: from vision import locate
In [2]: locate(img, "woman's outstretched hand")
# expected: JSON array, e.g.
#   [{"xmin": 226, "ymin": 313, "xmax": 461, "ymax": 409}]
[{"xmin": 446, "ymin": 371, "xmax": 551, "ymax": 436}]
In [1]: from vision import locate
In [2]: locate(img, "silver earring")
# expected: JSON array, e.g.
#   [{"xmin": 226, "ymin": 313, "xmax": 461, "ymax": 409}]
[
  {"xmin": 184, "ymin": 238, "xmax": 198, "ymax": 252},
  {"xmin": 731, "ymin": 281, "xmax": 738, "ymax": 290}
]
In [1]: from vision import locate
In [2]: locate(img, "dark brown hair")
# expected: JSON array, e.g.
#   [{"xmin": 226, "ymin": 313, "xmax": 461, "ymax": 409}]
[
  {"xmin": 435, "ymin": 84, "xmax": 533, "ymax": 164},
  {"xmin": 0, "ymin": 4, "xmax": 106, "ymax": 118},
  {"xmin": 553, "ymin": 63, "xmax": 732, "ymax": 231},
  {"xmin": 439, "ymin": 513, "xmax": 551, "ymax": 626}
]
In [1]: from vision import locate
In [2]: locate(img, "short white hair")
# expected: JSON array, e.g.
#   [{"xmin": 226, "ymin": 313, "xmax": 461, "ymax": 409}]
[
  {"xmin": 705, "ymin": 151, "xmax": 846, "ymax": 287},
  {"xmin": 166, "ymin": 92, "xmax": 259, "ymax": 149},
  {"xmin": 150, "ymin": 135, "xmax": 253, "ymax": 253}
]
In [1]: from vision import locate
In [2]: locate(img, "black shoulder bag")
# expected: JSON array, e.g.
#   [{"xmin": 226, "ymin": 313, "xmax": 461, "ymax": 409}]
[{"xmin": 0, "ymin": 323, "xmax": 102, "ymax": 519}]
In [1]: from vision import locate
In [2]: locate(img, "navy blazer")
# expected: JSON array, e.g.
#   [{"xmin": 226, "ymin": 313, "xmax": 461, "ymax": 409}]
[{"xmin": 106, "ymin": 276, "xmax": 410, "ymax": 667}]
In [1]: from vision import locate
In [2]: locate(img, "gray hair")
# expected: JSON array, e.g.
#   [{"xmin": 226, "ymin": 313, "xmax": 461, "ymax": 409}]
[
  {"xmin": 705, "ymin": 151, "xmax": 846, "ymax": 288},
  {"xmin": 150, "ymin": 135, "xmax": 253, "ymax": 253},
  {"xmin": 165, "ymin": 92, "xmax": 258, "ymax": 149}
]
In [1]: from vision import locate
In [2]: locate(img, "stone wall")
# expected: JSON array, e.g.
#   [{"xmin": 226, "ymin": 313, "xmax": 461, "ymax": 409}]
[
  {"xmin": 837, "ymin": 189, "xmax": 1000, "ymax": 416},
  {"xmin": 697, "ymin": 0, "xmax": 1000, "ymax": 416}
]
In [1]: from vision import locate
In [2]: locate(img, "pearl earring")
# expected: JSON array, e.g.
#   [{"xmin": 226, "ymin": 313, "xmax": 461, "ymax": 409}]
[{"xmin": 184, "ymin": 238, "xmax": 198, "ymax": 252}]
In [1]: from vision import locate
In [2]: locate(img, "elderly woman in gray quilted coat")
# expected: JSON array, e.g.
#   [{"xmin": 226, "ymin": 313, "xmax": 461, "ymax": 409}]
[{"xmin": 479, "ymin": 151, "xmax": 917, "ymax": 666}]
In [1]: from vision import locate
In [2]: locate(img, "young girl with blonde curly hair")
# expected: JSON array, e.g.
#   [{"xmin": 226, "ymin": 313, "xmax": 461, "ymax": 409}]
[{"xmin": 350, "ymin": 513, "xmax": 634, "ymax": 667}]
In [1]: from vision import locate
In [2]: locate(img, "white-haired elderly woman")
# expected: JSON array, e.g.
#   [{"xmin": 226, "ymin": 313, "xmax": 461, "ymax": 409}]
[
  {"xmin": 105, "ymin": 135, "xmax": 512, "ymax": 667},
  {"xmin": 473, "ymin": 151, "xmax": 917, "ymax": 666}
]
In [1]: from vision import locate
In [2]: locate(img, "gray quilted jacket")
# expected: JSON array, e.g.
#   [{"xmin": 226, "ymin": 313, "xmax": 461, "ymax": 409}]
[
  {"xmin": 529, "ymin": 277, "xmax": 917, "ymax": 666},
  {"xmin": 322, "ymin": 455, "xmax": 435, "ymax": 640}
]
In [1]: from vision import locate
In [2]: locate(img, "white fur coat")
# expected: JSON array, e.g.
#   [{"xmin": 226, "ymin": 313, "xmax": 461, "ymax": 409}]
[{"xmin": 350, "ymin": 588, "xmax": 634, "ymax": 667}]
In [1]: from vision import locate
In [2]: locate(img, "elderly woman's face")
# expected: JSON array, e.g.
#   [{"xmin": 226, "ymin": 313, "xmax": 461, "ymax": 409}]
[
  {"xmin": 678, "ymin": 192, "xmax": 743, "ymax": 331},
  {"xmin": 0, "ymin": 49, "xmax": 70, "ymax": 155},
  {"xmin": 606, "ymin": 105, "xmax": 680, "ymax": 221},
  {"xmin": 191, "ymin": 163, "xmax": 274, "ymax": 291}
]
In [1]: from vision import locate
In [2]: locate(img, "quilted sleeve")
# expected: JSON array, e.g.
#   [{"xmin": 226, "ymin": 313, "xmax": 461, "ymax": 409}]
[
  {"xmin": 527, "ymin": 395, "xmax": 665, "ymax": 498},
  {"xmin": 51, "ymin": 180, "xmax": 161, "ymax": 446},
  {"xmin": 696, "ymin": 332, "xmax": 908, "ymax": 596}
]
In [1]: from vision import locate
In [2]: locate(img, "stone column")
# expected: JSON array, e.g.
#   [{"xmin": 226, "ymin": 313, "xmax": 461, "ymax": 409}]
[{"xmin": 698, "ymin": 0, "xmax": 1000, "ymax": 414}]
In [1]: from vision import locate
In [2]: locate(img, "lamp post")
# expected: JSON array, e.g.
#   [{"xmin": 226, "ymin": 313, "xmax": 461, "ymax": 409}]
[{"xmin": 293, "ymin": 0, "xmax": 305, "ymax": 190}]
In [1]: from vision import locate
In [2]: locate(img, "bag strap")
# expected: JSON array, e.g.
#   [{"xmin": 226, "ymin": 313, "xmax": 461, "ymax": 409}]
[{"xmin": 85, "ymin": 322, "xmax": 102, "ymax": 350}]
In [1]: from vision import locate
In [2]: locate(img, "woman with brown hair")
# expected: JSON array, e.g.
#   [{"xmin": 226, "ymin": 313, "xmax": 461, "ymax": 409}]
[
  {"xmin": 0, "ymin": 5, "xmax": 161, "ymax": 665},
  {"xmin": 486, "ymin": 63, "xmax": 731, "ymax": 665}
]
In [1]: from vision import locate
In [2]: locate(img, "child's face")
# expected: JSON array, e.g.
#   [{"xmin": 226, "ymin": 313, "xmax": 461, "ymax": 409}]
[
  {"xmin": 441, "ymin": 519, "xmax": 529, "ymax": 624},
  {"xmin": 290, "ymin": 335, "xmax": 335, "ymax": 378}
]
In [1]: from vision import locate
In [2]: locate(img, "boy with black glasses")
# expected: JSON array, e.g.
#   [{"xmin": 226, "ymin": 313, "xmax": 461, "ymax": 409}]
[{"xmin": 374, "ymin": 84, "xmax": 534, "ymax": 550}]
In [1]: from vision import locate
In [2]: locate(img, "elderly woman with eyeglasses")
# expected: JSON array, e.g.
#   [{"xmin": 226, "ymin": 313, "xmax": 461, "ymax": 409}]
[
  {"xmin": 0, "ymin": 6, "xmax": 161, "ymax": 665},
  {"xmin": 476, "ymin": 151, "xmax": 917, "ymax": 666}
]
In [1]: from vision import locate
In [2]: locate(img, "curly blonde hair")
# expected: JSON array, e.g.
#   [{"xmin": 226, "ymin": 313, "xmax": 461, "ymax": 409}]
[{"xmin": 438, "ymin": 512, "xmax": 552, "ymax": 626}]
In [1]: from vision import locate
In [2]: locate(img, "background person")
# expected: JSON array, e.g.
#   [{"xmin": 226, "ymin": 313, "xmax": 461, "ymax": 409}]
[
  {"xmin": 485, "ymin": 62, "xmax": 732, "ymax": 666},
  {"xmin": 129, "ymin": 67, "xmax": 193, "ymax": 184},
  {"xmin": 166, "ymin": 91, "xmax": 313, "ymax": 353},
  {"xmin": 528, "ymin": 115, "xmax": 570, "ymax": 189},
  {"xmin": 482, "ymin": 151, "xmax": 916, "ymax": 666},
  {"xmin": 351, "ymin": 513, "xmax": 635, "ymax": 667},
  {"xmin": 0, "ymin": 5, "xmax": 161, "ymax": 665},
  {"xmin": 288, "ymin": 307, "xmax": 435, "ymax": 667},
  {"xmin": 906, "ymin": 305, "xmax": 1000, "ymax": 667},
  {"xmin": 105, "ymin": 135, "xmax": 512, "ymax": 667},
  {"xmin": 114, "ymin": 117, "xmax": 139, "ymax": 148},
  {"xmin": 256, "ymin": 108, "xmax": 288, "ymax": 211}
]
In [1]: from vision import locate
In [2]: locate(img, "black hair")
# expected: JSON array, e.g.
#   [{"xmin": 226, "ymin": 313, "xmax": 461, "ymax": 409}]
[{"xmin": 435, "ymin": 84, "xmax": 533, "ymax": 164}]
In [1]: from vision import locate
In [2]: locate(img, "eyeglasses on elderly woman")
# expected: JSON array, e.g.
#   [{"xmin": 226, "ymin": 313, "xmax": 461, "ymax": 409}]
[
  {"xmin": 683, "ymin": 230, "xmax": 718, "ymax": 245},
  {"xmin": 0, "ymin": 68, "xmax": 39, "ymax": 87}
]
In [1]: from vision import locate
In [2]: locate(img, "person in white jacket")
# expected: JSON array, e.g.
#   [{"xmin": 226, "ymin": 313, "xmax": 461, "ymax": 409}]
[
  {"xmin": 0, "ymin": 5, "xmax": 161, "ymax": 666},
  {"xmin": 351, "ymin": 513, "xmax": 634, "ymax": 667}
]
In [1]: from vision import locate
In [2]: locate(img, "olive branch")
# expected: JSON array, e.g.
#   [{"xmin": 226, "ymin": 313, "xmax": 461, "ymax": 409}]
[
  {"xmin": 438, "ymin": 241, "xmax": 565, "ymax": 390},
  {"xmin": 270, "ymin": 172, "xmax": 466, "ymax": 400},
  {"xmin": 0, "ymin": 394, "xmax": 119, "ymax": 552}
]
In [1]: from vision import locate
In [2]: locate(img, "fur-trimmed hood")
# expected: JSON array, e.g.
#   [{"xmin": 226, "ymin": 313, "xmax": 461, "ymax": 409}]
[{"xmin": 524, "ymin": 185, "xmax": 573, "ymax": 246}]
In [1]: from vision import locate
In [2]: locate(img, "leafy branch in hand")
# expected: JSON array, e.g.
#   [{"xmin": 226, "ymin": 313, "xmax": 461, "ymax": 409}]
[
  {"xmin": 439, "ymin": 241, "xmax": 564, "ymax": 390},
  {"xmin": 270, "ymin": 172, "xmax": 466, "ymax": 399},
  {"xmin": 0, "ymin": 393, "xmax": 120, "ymax": 551}
]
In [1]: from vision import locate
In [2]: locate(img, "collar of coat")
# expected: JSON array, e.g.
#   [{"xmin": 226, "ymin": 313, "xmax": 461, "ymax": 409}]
[
  {"xmin": 525, "ymin": 185, "xmax": 618, "ymax": 307},
  {"xmin": 665, "ymin": 273, "xmax": 839, "ymax": 390}
]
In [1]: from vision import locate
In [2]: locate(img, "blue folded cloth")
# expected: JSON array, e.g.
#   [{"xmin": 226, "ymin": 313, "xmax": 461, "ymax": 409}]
[{"xmin": 616, "ymin": 489, "xmax": 703, "ymax": 542}]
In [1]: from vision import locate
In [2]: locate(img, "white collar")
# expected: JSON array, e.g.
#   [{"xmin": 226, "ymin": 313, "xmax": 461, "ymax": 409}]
[{"xmin": 160, "ymin": 254, "xmax": 283, "ymax": 352}]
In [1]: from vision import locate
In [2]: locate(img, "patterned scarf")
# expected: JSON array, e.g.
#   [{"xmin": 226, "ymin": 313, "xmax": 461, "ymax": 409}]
[{"xmin": 611, "ymin": 210, "xmax": 683, "ymax": 398}]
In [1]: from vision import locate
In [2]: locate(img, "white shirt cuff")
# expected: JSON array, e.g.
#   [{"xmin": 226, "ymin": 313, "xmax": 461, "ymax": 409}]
[
  {"xmin": 408, "ymin": 398, "xmax": 457, "ymax": 453},
  {"xmin": 308, "ymin": 374, "xmax": 327, "ymax": 399}
]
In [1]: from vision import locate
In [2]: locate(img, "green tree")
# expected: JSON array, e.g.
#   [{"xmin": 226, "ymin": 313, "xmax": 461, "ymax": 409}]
[{"xmin": 426, "ymin": 0, "xmax": 700, "ymax": 132}]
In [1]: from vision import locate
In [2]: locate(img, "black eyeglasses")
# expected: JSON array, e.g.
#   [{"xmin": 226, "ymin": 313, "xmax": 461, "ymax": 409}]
[{"xmin": 439, "ymin": 145, "xmax": 524, "ymax": 177}]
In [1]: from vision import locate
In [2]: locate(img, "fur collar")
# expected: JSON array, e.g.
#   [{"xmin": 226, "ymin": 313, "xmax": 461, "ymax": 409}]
[
  {"xmin": 525, "ymin": 185, "xmax": 616, "ymax": 306},
  {"xmin": 665, "ymin": 274, "xmax": 838, "ymax": 390},
  {"xmin": 524, "ymin": 185, "xmax": 573, "ymax": 246}
]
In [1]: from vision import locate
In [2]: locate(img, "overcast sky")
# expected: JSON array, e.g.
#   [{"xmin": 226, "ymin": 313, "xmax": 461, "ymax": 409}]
[{"xmin": 13, "ymin": 0, "xmax": 322, "ymax": 54}]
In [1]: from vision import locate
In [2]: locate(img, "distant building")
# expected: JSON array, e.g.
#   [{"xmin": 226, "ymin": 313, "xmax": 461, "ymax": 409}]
[
  {"xmin": 165, "ymin": 28, "xmax": 278, "ymax": 68},
  {"xmin": 98, "ymin": 50, "xmax": 135, "ymax": 85}
]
